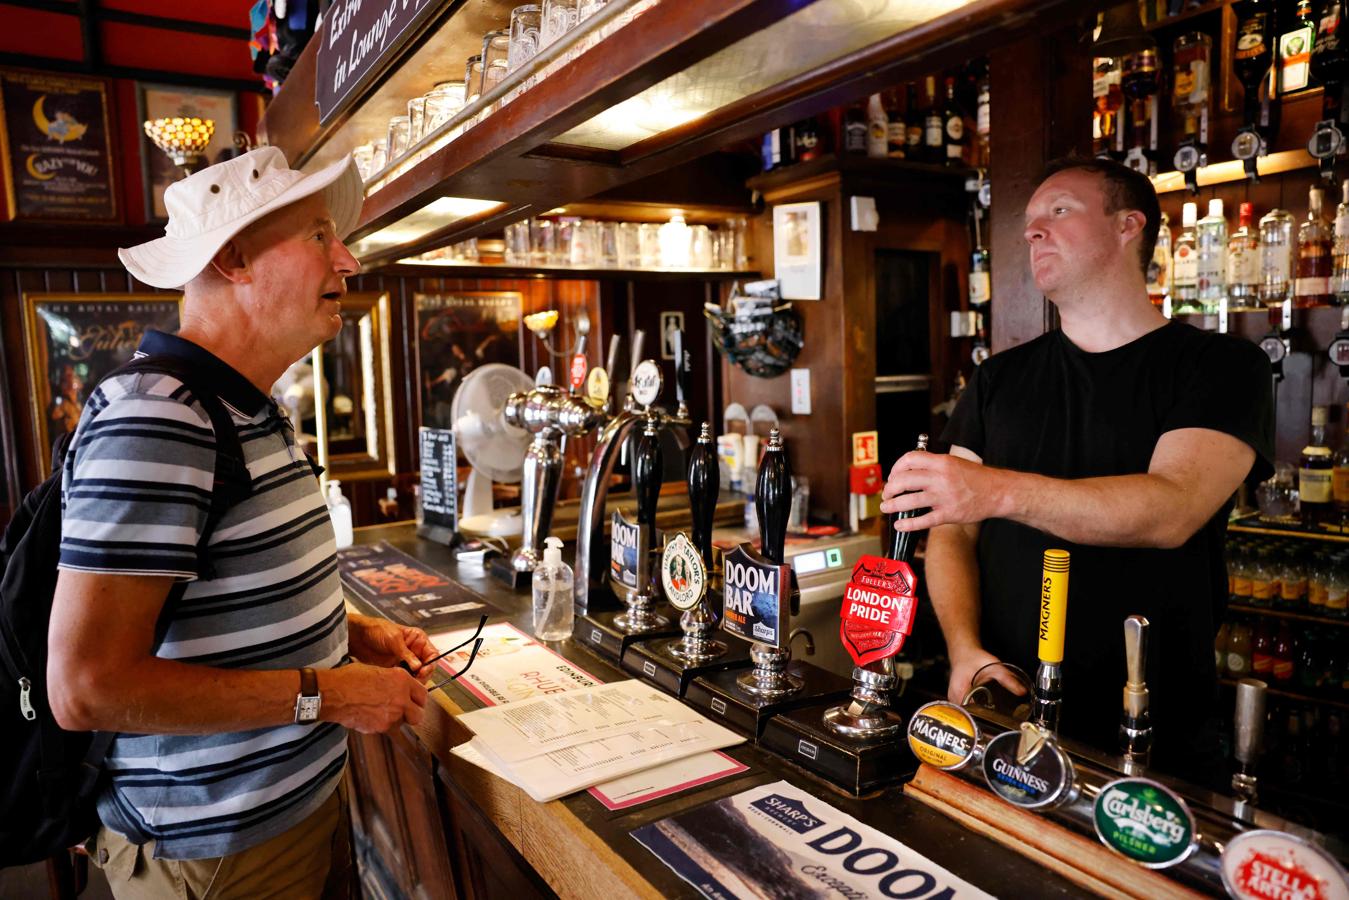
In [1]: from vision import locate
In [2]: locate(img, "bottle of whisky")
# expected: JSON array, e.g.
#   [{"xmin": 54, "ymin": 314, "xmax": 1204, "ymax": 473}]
[
  {"xmin": 1334, "ymin": 179, "xmax": 1349, "ymax": 304},
  {"xmin": 887, "ymin": 90, "xmax": 907, "ymax": 159},
  {"xmin": 1228, "ymin": 202, "xmax": 1261, "ymax": 311},
  {"xmin": 1334, "ymin": 403, "xmax": 1349, "ymax": 523},
  {"xmin": 1093, "ymin": 55, "xmax": 1124, "ymax": 158},
  {"xmin": 942, "ymin": 76, "xmax": 966, "ymax": 166},
  {"xmin": 1301, "ymin": 405, "xmax": 1334, "ymax": 525},
  {"xmin": 975, "ymin": 66, "xmax": 990, "ymax": 168},
  {"xmin": 1235, "ymin": 0, "xmax": 1274, "ymax": 121},
  {"xmin": 1295, "ymin": 186, "xmax": 1333, "ymax": 308},
  {"xmin": 904, "ymin": 82, "xmax": 924, "ymax": 159},
  {"xmin": 1172, "ymin": 32, "xmax": 1213, "ymax": 141},
  {"xmin": 969, "ymin": 209, "xmax": 990, "ymax": 308},
  {"xmin": 923, "ymin": 76, "xmax": 943, "ymax": 164},
  {"xmin": 843, "ymin": 103, "xmax": 868, "ymax": 156}
]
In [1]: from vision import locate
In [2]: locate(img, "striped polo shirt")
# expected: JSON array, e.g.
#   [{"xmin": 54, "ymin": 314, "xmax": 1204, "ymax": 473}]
[{"xmin": 58, "ymin": 330, "xmax": 349, "ymax": 861}]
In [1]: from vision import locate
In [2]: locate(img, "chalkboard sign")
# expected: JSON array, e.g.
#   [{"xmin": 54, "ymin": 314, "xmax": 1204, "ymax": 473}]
[
  {"xmin": 316, "ymin": 0, "xmax": 447, "ymax": 126},
  {"xmin": 418, "ymin": 426, "xmax": 457, "ymax": 544}
]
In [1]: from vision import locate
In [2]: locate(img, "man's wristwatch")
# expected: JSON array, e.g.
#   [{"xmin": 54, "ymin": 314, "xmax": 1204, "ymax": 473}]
[{"xmin": 294, "ymin": 667, "xmax": 321, "ymax": 724}]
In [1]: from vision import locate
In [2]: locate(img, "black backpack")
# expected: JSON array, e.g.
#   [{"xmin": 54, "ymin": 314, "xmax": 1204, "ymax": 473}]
[{"xmin": 0, "ymin": 354, "xmax": 252, "ymax": 867}]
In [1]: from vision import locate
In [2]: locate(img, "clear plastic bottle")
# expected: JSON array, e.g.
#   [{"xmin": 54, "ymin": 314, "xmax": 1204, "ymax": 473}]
[
  {"xmin": 1147, "ymin": 211, "xmax": 1172, "ymax": 307},
  {"xmin": 532, "ymin": 536, "xmax": 574, "ymax": 640},
  {"xmin": 1173, "ymin": 201, "xmax": 1200, "ymax": 313},
  {"xmin": 1197, "ymin": 198, "xmax": 1228, "ymax": 313},
  {"xmin": 326, "ymin": 480, "xmax": 354, "ymax": 549},
  {"xmin": 1334, "ymin": 178, "xmax": 1349, "ymax": 305},
  {"xmin": 1228, "ymin": 201, "xmax": 1261, "ymax": 311},
  {"xmin": 1259, "ymin": 207, "xmax": 1296, "ymax": 310}
]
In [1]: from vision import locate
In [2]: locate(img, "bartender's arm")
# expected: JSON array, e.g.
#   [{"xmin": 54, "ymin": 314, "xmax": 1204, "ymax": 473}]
[{"xmin": 881, "ymin": 427, "xmax": 1254, "ymax": 549}]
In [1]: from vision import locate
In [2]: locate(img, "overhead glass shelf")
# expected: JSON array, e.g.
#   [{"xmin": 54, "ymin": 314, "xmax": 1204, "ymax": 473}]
[
  {"xmin": 552, "ymin": 0, "xmax": 974, "ymax": 151},
  {"xmin": 347, "ymin": 196, "xmax": 507, "ymax": 260}
]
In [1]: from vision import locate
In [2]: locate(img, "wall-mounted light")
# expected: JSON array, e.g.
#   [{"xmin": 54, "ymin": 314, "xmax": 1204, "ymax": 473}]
[{"xmin": 143, "ymin": 116, "xmax": 215, "ymax": 177}]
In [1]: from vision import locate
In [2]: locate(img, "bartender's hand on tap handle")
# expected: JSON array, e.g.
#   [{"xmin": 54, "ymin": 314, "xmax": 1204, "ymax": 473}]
[
  {"xmin": 881, "ymin": 446, "xmax": 996, "ymax": 532},
  {"xmin": 946, "ymin": 646, "xmax": 1028, "ymax": 707}
]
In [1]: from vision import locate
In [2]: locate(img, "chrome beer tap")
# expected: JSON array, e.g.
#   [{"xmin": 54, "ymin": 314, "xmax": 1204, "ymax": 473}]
[
  {"xmin": 663, "ymin": 422, "xmax": 726, "ymax": 664},
  {"xmin": 1119, "ymin": 615, "xmax": 1152, "ymax": 771},
  {"xmin": 613, "ymin": 413, "xmax": 668, "ymax": 632},
  {"xmin": 503, "ymin": 362, "xmax": 604, "ymax": 576},
  {"xmin": 1231, "ymin": 677, "xmax": 1267, "ymax": 811}
]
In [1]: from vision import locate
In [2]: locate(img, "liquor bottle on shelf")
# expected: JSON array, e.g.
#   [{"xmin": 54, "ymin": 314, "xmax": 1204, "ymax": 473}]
[
  {"xmin": 1215, "ymin": 619, "xmax": 1231, "ymax": 672},
  {"xmin": 1279, "ymin": 549, "xmax": 1308, "ymax": 609},
  {"xmin": 794, "ymin": 118, "xmax": 822, "ymax": 163},
  {"xmin": 1173, "ymin": 201, "xmax": 1200, "ymax": 313},
  {"xmin": 1147, "ymin": 211, "xmax": 1172, "ymax": 308},
  {"xmin": 1259, "ymin": 207, "xmax": 1296, "ymax": 317},
  {"xmin": 866, "ymin": 93, "xmax": 888, "ymax": 159},
  {"xmin": 970, "ymin": 207, "xmax": 990, "ymax": 308},
  {"xmin": 1295, "ymin": 186, "xmax": 1334, "ymax": 308},
  {"xmin": 904, "ymin": 82, "xmax": 923, "ymax": 159},
  {"xmin": 1253, "ymin": 620, "xmax": 1275, "ymax": 677},
  {"xmin": 975, "ymin": 67, "xmax": 990, "ymax": 168},
  {"xmin": 1093, "ymin": 54, "xmax": 1124, "ymax": 158},
  {"xmin": 943, "ymin": 77, "xmax": 966, "ymax": 166},
  {"xmin": 1228, "ymin": 618, "xmax": 1254, "ymax": 677},
  {"xmin": 1229, "ymin": 202, "xmax": 1261, "ymax": 311},
  {"xmin": 1122, "ymin": 48, "xmax": 1160, "ymax": 174},
  {"xmin": 1197, "ymin": 198, "xmax": 1228, "ymax": 314},
  {"xmin": 843, "ymin": 103, "xmax": 867, "ymax": 156},
  {"xmin": 1251, "ymin": 548, "xmax": 1277, "ymax": 606},
  {"xmin": 1272, "ymin": 622, "xmax": 1295, "ymax": 683},
  {"xmin": 1335, "ymin": 180, "xmax": 1349, "ymax": 304},
  {"xmin": 886, "ymin": 90, "xmax": 907, "ymax": 159},
  {"xmin": 1334, "ymin": 403, "xmax": 1349, "ymax": 520},
  {"xmin": 923, "ymin": 76, "xmax": 943, "ymax": 164},
  {"xmin": 1301, "ymin": 405, "xmax": 1334, "ymax": 524},
  {"xmin": 1309, "ymin": 551, "xmax": 1330, "ymax": 612},
  {"xmin": 1311, "ymin": 0, "xmax": 1346, "ymax": 108},
  {"xmin": 1279, "ymin": 0, "xmax": 1318, "ymax": 95},
  {"xmin": 1172, "ymin": 32, "xmax": 1213, "ymax": 145},
  {"xmin": 1235, "ymin": 0, "xmax": 1275, "ymax": 101}
]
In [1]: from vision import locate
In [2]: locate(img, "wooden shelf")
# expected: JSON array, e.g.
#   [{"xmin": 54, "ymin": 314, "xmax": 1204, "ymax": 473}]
[
  {"xmin": 1144, "ymin": 0, "xmax": 1232, "ymax": 33},
  {"xmin": 261, "ymin": 0, "xmax": 1086, "ymax": 267},
  {"xmin": 374, "ymin": 262, "xmax": 760, "ymax": 281},
  {"xmin": 1219, "ymin": 677, "xmax": 1349, "ymax": 711},
  {"xmin": 745, "ymin": 153, "xmax": 976, "ymax": 197},
  {"xmin": 1229, "ymin": 514, "xmax": 1349, "ymax": 545},
  {"xmin": 1229, "ymin": 602, "xmax": 1349, "ymax": 628}
]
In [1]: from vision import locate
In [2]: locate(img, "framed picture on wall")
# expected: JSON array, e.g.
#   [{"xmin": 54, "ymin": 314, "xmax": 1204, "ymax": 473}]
[
  {"xmin": 22, "ymin": 293, "xmax": 182, "ymax": 476},
  {"xmin": 414, "ymin": 292, "xmax": 522, "ymax": 432},
  {"xmin": 0, "ymin": 68, "xmax": 119, "ymax": 222},
  {"xmin": 136, "ymin": 83, "xmax": 238, "ymax": 221},
  {"xmin": 772, "ymin": 201, "xmax": 822, "ymax": 301}
]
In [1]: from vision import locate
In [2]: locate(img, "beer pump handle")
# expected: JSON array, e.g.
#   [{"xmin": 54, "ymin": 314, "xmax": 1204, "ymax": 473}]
[
  {"xmin": 629, "ymin": 330, "xmax": 646, "ymax": 380},
  {"xmin": 1038, "ymin": 551, "xmax": 1070, "ymax": 665},
  {"xmin": 1124, "ymin": 615, "xmax": 1148, "ymax": 693},
  {"xmin": 688, "ymin": 422, "xmax": 719, "ymax": 569},
  {"xmin": 605, "ymin": 334, "xmax": 621, "ymax": 383},
  {"xmin": 755, "ymin": 427, "xmax": 791, "ymax": 565},
  {"xmin": 571, "ymin": 334, "xmax": 588, "ymax": 394},
  {"xmin": 634, "ymin": 416, "xmax": 662, "ymax": 528},
  {"xmin": 1120, "ymin": 614, "xmax": 1152, "ymax": 762},
  {"xmin": 887, "ymin": 434, "xmax": 929, "ymax": 561},
  {"xmin": 674, "ymin": 330, "xmax": 690, "ymax": 417},
  {"xmin": 1233, "ymin": 678, "xmax": 1267, "ymax": 768}
]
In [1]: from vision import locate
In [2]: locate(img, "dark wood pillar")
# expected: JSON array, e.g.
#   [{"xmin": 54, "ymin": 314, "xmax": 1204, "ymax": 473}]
[{"xmin": 988, "ymin": 20, "xmax": 1094, "ymax": 353}]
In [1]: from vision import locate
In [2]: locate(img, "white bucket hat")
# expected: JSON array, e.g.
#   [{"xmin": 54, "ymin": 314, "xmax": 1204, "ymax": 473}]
[{"xmin": 119, "ymin": 146, "xmax": 364, "ymax": 289}]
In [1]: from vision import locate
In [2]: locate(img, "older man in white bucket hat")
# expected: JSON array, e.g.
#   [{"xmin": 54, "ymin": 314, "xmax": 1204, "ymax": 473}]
[{"xmin": 48, "ymin": 147, "xmax": 441, "ymax": 899}]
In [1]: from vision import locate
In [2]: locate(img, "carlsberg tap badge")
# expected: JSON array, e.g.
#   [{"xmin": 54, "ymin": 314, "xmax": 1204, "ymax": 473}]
[{"xmin": 1093, "ymin": 778, "xmax": 1195, "ymax": 868}]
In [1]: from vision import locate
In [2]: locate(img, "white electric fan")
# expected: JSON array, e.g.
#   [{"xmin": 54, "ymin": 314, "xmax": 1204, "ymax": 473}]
[{"xmin": 451, "ymin": 363, "xmax": 534, "ymax": 536}]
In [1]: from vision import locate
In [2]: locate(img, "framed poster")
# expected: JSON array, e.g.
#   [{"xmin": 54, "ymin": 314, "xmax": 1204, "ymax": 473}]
[
  {"xmin": 136, "ymin": 83, "xmax": 238, "ymax": 221},
  {"xmin": 414, "ymin": 292, "xmax": 522, "ymax": 431},
  {"xmin": 22, "ymin": 293, "xmax": 182, "ymax": 476},
  {"xmin": 772, "ymin": 201, "xmax": 822, "ymax": 300},
  {"xmin": 0, "ymin": 69, "xmax": 118, "ymax": 222}
]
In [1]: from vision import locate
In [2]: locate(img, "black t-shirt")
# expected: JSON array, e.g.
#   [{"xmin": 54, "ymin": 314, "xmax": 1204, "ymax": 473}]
[{"xmin": 940, "ymin": 321, "xmax": 1274, "ymax": 770}]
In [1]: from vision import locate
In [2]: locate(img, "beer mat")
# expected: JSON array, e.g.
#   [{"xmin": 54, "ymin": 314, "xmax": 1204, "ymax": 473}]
[
  {"xmin": 429, "ymin": 624, "xmax": 742, "ymax": 809},
  {"xmin": 631, "ymin": 781, "xmax": 993, "ymax": 900},
  {"xmin": 337, "ymin": 541, "xmax": 508, "ymax": 630}
]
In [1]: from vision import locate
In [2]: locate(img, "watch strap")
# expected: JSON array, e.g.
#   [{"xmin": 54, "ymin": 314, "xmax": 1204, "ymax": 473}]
[{"xmin": 299, "ymin": 667, "xmax": 318, "ymax": 698}]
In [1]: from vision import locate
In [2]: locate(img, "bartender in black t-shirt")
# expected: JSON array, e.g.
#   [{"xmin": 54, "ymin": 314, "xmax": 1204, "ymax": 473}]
[{"xmin": 881, "ymin": 157, "xmax": 1273, "ymax": 782}]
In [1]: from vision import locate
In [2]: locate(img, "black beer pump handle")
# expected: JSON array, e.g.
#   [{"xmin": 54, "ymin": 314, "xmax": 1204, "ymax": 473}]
[
  {"xmin": 674, "ymin": 329, "xmax": 690, "ymax": 414},
  {"xmin": 755, "ymin": 427, "xmax": 791, "ymax": 565},
  {"xmin": 688, "ymin": 422, "xmax": 719, "ymax": 568},
  {"xmin": 887, "ymin": 434, "xmax": 929, "ymax": 562},
  {"xmin": 634, "ymin": 415, "xmax": 662, "ymax": 528}
]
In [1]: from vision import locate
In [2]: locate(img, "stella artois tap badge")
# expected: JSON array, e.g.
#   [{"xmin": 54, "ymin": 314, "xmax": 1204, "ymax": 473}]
[
  {"xmin": 839, "ymin": 555, "xmax": 919, "ymax": 667},
  {"xmin": 661, "ymin": 533, "xmax": 707, "ymax": 612},
  {"xmin": 1221, "ymin": 830, "xmax": 1349, "ymax": 900}
]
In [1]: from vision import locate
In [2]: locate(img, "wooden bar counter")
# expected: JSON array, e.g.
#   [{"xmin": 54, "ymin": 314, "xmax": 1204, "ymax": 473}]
[{"xmin": 345, "ymin": 522, "xmax": 1090, "ymax": 899}]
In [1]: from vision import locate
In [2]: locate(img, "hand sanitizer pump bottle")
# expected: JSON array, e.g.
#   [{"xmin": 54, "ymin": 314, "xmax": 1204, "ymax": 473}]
[{"xmin": 533, "ymin": 537, "xmax": 574, "ymax": 641}]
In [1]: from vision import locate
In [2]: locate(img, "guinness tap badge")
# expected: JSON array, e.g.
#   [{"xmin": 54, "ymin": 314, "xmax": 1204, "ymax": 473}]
[{"xmin": 981, "ymin": 726, "xmax": 1075, "ymax": 810}]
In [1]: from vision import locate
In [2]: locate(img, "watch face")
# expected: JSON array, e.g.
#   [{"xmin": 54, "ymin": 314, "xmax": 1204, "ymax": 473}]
[{"xmin": 297, "ymin": 696, "xmax": 321, "ymax": 722}]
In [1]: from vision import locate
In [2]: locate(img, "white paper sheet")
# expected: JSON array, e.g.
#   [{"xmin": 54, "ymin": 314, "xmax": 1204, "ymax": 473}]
[
  {"xmin": 426, "ymin": 622, "xmax": 601, "ymax": 706},
  {"xmin": 457, "ymin": 680, "xmax": 705, "ymax": 764}
]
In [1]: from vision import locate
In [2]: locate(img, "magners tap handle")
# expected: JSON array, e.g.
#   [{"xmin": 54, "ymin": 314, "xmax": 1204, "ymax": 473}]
[
  {"xmin": 634, "ymin": 416, "xmax": 662, "ymax": 528},
  {"xmin": 1031, "ymin": 549, "xmax": 1070, "ymax": 733},
  {"xmin": 688, "ymin": 422, "xmax": 719, "ymax": 571},
  {"xmin": 756, "ymin": 427, "xmax": 791, "ymax": 565},
  {"xmin": 888, "ymin": 434, "xmax": 929, "ymax": 561}
]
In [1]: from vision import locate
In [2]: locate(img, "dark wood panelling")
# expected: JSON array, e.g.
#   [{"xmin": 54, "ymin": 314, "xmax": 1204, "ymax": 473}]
[{"xmin": 986, "ymin": 20, "xmax": 1093, "ymax": 353}]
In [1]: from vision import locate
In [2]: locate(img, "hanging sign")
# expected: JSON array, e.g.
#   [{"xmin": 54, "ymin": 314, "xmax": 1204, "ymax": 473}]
[{"xmin": 316, "ymin": 0, "xmax": 449, "ymax": 125}]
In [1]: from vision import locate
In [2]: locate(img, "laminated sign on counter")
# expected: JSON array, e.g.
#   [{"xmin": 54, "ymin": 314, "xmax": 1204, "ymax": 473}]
[
  {"xmin": 632, "ymin": 780, "xmax": 992, "ymax": 900},
  {"xmin": 337, "ymin": 542, "xmax": 507, "ymax": 629}
]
